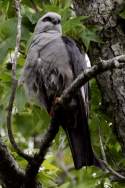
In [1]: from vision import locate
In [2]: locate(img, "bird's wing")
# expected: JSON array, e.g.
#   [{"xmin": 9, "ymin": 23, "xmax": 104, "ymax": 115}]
[
  {"xmin": 62, "ymin": 36, "xmax": 90, "ymax": 114},
  {"xmin": 61, "ymin": 36, "xmax": 95, "ymax": 168}
]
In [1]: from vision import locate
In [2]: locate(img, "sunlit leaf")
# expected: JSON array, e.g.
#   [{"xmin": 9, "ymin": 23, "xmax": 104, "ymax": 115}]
[
  {"xmin": 0, "ymin": 17, "xmax": 30, "ymax": 63},
  {"xmin": 21, "ymin": 4, "xmax": 41, "ymax": 24},
  {"xmin": 37, "ymin": 170, "xmax": 58, "ymax": 188},
  {"xmin": 59, "ymin": 182, "xmax": 70, "ymax": 188},
  {"xmin": 119, "ymin": 9, "xmax": 125, "ymax": 19},
  {"xmin": 80, "ymin": 28, "xmax": 102, "ymax": 50},
  {"xmin": 15, "ymin": 87, "xmax": 28, "ymax": 112}
]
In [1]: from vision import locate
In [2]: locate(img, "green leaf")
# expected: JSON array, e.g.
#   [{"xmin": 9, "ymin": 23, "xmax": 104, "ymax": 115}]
[
  {"xmin": 0, "ymin": 0, "xmax": 11, "ymax": 17},
  {"xmin": 63, "ymin": 16, "xmax": 87, "ymax": 34},
  {"xmin": 0, "ymin": 17, "xmax": 30, "ymax": 63},
  {"xmin": 59, "ymin": 182, "xmax": 70, "ymax": 188},
  {"xmin": 43, "ymin": 160, "xmax": 59, "ymax": 172},
  {"xmin": 13, "ymin": 113, "xmax": 34, "ymax": 137},
  {"xmin": 13, "ymin": 104, "xmax": 50, "ymax": 137},
  {"xmin": 32, "ymin": 105, "xmax": 50, "ymax": 130},
  {"xmin": 0, "ymin": 71, "xmax": 11, "ymax": 82},
  {"xmin": 113, "ymin": 182, "xmax": 125, "ymax": 188},
  {"xmin": 119, "ymin": 10, "xmax": 125, "ymax": 19},
  {"xmin": 15, "ymin": 87, "xmax": 28, "ymax": 112},
  {"xmin": 37, "ymin": 171, "xmax": 57, "ymax": 188},
  {"xmin": 21, "ymin": 4, "xmax": 41, "ymax": 24},
  {"xmin": 0, "ymin": 105, "xmax": 6, "ymax": 127},
  {"xmin": 80, "ymin": 27, "xmax": 102, "ymax": 50},
  {"xmin": 42, "ymin": 3, "xmax": 74, "ymax": 23}
]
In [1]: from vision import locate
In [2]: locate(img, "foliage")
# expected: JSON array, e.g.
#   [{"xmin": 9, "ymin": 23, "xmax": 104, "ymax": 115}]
[
  {"xmin": 0, "ymin": 0, "xmax": 125, "ymax": 187},
  {"xmin": 119, "ymin": 4, "xmax": 125, "ymax": 20}
]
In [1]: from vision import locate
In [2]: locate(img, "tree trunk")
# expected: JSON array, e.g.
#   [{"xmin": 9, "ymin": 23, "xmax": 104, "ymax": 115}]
[{"xmin": 73, "ymin": 0, "xmax": 125, "ymax": 151}]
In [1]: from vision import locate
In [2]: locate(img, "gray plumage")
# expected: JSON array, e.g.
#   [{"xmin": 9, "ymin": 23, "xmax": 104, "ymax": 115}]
[{"xmin": 20, "ymin": 12, "xmax": 99, "ymax": 169}]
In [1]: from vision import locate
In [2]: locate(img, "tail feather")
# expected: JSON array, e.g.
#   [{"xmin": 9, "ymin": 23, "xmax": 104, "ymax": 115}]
[
  {"xmin": 64, "ymin": 112, "xmax": 94, "ymax": 169},
  {"xmin": 62, "ymin": 92, "xmax": 95, "ymax": 169}
]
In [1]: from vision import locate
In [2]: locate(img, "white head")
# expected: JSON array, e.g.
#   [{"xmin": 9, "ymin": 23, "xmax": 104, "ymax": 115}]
[{"xmin": 34, "ymin": 12, "xmax": 62, "ymax": 34}]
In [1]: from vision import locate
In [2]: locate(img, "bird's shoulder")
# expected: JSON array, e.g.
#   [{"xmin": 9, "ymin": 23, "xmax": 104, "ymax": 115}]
[{"xmin": 61, "ymin": 36, "xmax": 85, "ymax": 77}]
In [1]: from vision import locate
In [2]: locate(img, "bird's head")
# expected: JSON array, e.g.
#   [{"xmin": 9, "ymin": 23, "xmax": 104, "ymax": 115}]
[{"xmin": 34, "ymin": 12, "xmax": 62, "ymax": 34}]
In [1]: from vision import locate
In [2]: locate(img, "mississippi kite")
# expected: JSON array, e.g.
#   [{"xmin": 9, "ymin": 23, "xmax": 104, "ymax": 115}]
[{"xmin": 20, "ymin": 12, "xmax": 99, "ymax": 169}]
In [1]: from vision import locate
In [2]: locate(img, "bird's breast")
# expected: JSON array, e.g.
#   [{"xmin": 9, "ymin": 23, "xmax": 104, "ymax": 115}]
[{"xmin": 36, "ymin": 35, "xmax": 74, "ymax": 89}]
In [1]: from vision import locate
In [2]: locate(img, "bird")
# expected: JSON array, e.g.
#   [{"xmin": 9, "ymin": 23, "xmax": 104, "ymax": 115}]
[{"xmin": 20, "ymin": 12, "xmax": 99, "ymax": 169}]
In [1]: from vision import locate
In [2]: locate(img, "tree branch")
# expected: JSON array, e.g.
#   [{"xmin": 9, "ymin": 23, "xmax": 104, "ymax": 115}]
[
  {"xmin": 0, "ymin": 138, "xmax": 25, "ymax": 187},
  {"xmin": 99, "ymin": 125, "xmax": 125, "ymax": 180},
  {"xmin": 31, "ymin": 0, "xmax": 39, "ymax": 12},
  {"xmin": 6, "ymin": 0, "xmax": 32, "ymax": 162}
]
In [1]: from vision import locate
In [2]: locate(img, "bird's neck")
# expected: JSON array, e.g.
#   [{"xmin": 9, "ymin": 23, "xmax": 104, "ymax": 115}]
[
  {"xmin": 45, "ymin": 30, "xmax": 61, "ymax": 34},
  {"xmin": 34, "ymin": 30, "xmax": 62, "ymax": 41},
  {"xmin": 35, "ymin": 29, "xmax": 61, "ymax": 35},
  {"xmin": 31, "ymin": 30, "xmax": 62, "ymax": 50}
]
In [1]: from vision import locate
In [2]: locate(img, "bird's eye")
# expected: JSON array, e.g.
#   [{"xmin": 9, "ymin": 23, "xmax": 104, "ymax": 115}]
[
  {"xmin": 57, "ymin": 19, "xmax": 61, "ymax": 24},
  {"xmin": 42, "ymin": 17, "xmax": 52, "ymax": 22},
  {"xmin": 42, "ymin": 16, "xmax": 61, "ymax": 25}
]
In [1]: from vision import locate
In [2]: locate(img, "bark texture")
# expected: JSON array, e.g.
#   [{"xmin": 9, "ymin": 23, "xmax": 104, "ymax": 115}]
[
  {"xmin": 0, "ymin": 139, "xmax": 41, "ymax": 187},
  {"xmin": 73, "ymin": 0, "xmax": 125, "ymax": 150},
  {"xmin": 0, "ymin": 139, "xmax": 25, "ymax": 188}
]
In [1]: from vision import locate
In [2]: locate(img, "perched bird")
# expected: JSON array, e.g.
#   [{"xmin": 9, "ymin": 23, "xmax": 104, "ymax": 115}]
[{"xmin": 20, "ymin": 12, "xmax": 98, "ymax": 169}]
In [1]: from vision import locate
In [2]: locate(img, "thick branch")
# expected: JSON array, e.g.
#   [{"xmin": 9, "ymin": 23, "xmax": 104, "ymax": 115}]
[{"xmin": 0, "ymin": 139, "xmax": 25, "ymax": 187}]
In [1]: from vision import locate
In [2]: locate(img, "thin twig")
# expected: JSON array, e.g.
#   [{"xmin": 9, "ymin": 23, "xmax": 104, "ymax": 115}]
[
  {"xmin": 99, "ymin": 124, "xmax": 125, "ymax": 180},
  {"xmin": 99, "ymin": 126, "xmax": 107, "ymax": 162},
  {"xmin": 103, "ymin": 161, "xmax": 125, "ymax": 180},
  {"xmin": 100, "ymin": 55, "xmax": 125, "ymax": 64},
  {"xmin": 31, "ymin": 0, "xmax": 39, "ymax": 12},
  {"xmin": 7, "ymin": 0, "xmax": 32, "ymax": 162}
]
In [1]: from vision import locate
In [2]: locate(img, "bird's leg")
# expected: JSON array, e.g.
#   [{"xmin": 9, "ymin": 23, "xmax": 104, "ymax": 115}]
[{"xmin": 49, "ymin": 96, "xmax": 61, "ymax": 117}]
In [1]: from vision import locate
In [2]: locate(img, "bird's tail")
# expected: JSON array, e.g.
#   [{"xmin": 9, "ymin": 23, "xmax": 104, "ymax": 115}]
[
  {"xmin": 65, "ymin": 121, "xmax": 94, "ymax": 169},
  {"xmin": 62, "ymin": 95, "xmax": 98, "ymax": 169}
]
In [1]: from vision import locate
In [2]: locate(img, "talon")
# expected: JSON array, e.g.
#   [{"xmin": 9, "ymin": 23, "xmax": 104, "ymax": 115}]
[{"xmin": 54, "ymin": 97, "xmax": 61, "ymax": 104}]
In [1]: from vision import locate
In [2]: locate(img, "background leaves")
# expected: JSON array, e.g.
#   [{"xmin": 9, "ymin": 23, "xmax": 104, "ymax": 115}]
[{"xmin": 0, "ymin": 0, "xmax": 125, "ymax": 187}]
